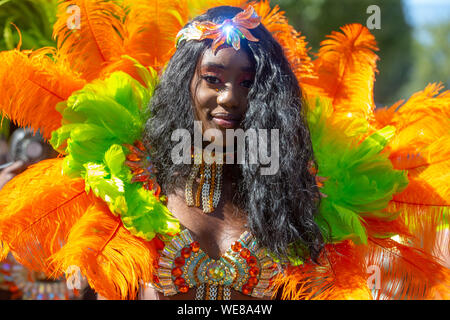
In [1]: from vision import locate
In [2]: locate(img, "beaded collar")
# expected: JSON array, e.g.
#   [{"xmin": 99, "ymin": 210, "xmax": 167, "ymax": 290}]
[{"xmin": 151, "ymin": 229, "xmax": 279, "ymax": 300}]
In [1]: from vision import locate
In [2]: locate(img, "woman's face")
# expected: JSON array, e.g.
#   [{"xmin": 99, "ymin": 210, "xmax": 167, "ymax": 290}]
[{"xmin": 190, "ymin": 46, "xmax": 255, "ymax": 147}]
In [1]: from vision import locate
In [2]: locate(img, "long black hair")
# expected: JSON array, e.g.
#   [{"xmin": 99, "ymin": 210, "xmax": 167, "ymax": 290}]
[{"xmin": 143, "ymin": 6, "xmax": 324, "ymax": 262}]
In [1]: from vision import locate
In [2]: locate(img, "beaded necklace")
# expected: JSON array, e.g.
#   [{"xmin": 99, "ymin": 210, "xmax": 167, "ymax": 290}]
[{"xmin": 151, "ymin": 229, "xmax": 279, "ymax": 300}]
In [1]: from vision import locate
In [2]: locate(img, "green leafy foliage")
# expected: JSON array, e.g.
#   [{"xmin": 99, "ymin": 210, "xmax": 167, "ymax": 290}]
[
  {"xmin": 0, "ymin": 0, "xmax": 58, "ymax": 137},
  {"xmin": 0, "ymin": 0, "xmax": 57, "ymax": 50},
  {"xmin": 399, "ymin": 21, "xmax": 450, "ymax": 97}
]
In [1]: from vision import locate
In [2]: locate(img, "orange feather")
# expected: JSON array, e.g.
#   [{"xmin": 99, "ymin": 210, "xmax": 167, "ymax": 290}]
[
  {"xmin": 251, "ymin": 0, "xmax": 314, "ymax": 81},
  {"xmin": 363, "ymin": 201, "xmax": 449, "ymax": 299},
  {"xmin": 0, "ymin": 242, "xmax": 9, "ymax": 261},
  {"xmin": 386, "ymin": 201, "xmax": 449, "ymax": 266},
  {"xmin": 122, "ymin": 0, "xmax": 190, "ymax": 71},
  {"xmin": 0, "ymin": 48, "xmax": 85, "ymax": 139},
  {"xmin": 49, "ymin": 198, "xmax": 161, "ymax": 300},
  {"xmin": 0, "ymin": 158, "xmax": 93, "ymax": 274},
  {"xmin": 376, "ymin": 83, "xmax": 450, "ymax": 171},
  {"xmin": 393, "ymin": 162, "xmax": 449, "ymax": 207},
  {"xmin": 272, "ymin": 241, "xmax": 373, "ymax": 300},
  {"xmin": 302, "ymin": 24, "xmax": 379, "ymax": 125},
  {"xmin": 53, "ymin": 0, "xmax": 126, "ymax": 81},
  {"xmin": 364, "ymin": 210, "xmax": 448, "ymax": 296},
  {"xmin": 388, "ymin": 83, "xmax": 449, "ymax": 124},
  {"xmin": 273, "ymin": 197, "xmax": 448, "ymax": 300},
  {"xmin": 363, "ymin": 237, "xmax": 449, "ymax": 299},
  {"xmin": 273, "ymin": 234, "xmax": 449, "ymax": 300},
  {"xmin": 98, "ymin": 55, "xmax": 153, "ymax": 87},
  {"xmin": 373, "ymin": 83, "xmax": 449, "ymax": 268}
]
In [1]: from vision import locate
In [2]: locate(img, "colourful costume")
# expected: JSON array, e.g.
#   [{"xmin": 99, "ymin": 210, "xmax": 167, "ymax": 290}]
[{"xmin": 0, "ymin": 0, "xmax": 448, "ymax": 300}]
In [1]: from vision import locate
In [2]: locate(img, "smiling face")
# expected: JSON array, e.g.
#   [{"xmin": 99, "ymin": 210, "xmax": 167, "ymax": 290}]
[{"xmin": 190, "ymin": 46, "xmax": 255, "ymax": 147}]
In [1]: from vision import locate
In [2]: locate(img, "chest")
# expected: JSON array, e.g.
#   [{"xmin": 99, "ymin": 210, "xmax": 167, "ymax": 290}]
[
  {"xmin": 166, "ymin": 189, "xmax": 248, "ymax": 259},
  {"xmin": 146, "ymin": 192, "xmax": 278, "ymax": 300},
  {"xmin": 147, "ymin": 228, "xmax": 278, "ymax": 300}
]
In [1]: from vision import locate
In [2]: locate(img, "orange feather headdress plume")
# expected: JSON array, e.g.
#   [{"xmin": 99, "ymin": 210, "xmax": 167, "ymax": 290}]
[{"xmin": 175, "ymin": 5, "xmax": 261, "ymax": 54}]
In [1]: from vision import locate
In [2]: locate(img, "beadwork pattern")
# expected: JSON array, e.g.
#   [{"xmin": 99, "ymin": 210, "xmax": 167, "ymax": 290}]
[
  {"xmin": 185, "ymin": 154, "xmax": 224, "ymax": 214},
  {"xmin": 124, "ymin": 140, "xmax": 161, "ymax": 199},
  {"xmin": 152, "ymin": 229, "xmax": 278, "ymax": 299}
]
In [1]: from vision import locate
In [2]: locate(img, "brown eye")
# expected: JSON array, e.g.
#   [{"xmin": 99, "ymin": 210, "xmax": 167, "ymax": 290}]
[
  {"xmin": 202, "ymin": 75, "xmax": 221, "ymax": 84},
  {"xmin": 241, "ymin": 80, "xmax": 253, "ymax": 88}
]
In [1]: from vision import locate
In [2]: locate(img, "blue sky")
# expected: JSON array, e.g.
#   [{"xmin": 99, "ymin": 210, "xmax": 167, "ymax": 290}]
[
  {"xmin": 402, "ymin": 0, "xmax": 450, "ymax": 44},
  {"xmin": 403, "ymin": 0, "xmax": 450, "ymax": 26}
]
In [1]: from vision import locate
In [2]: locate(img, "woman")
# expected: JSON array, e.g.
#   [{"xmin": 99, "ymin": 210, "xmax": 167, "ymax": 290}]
[
  {"xmin": 0, "ymin": 1, "xmax": 447, "ymax": 300},
  {"xmin": 141, "ymin": 5, "xmax": 323, "ymax": 299}
]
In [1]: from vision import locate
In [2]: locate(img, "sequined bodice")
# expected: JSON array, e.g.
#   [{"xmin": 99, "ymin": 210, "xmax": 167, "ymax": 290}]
[{"xmin": 151, "ymin": 229, "xmax": 279, "ymax": 300}]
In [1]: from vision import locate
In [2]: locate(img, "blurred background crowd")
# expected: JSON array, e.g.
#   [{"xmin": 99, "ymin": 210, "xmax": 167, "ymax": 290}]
[{"xmin": 0, "ymin": 0, "xmax": 448, "ymax": 300}]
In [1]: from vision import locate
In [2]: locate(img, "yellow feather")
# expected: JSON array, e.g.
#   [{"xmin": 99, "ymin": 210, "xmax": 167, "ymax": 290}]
[{"xmin": 376, "ymin": 84, "xmax": 450, "ymax": 206}]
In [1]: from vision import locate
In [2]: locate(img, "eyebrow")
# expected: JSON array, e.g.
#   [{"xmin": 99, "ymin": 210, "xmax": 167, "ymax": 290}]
[{"xmin": 202, "ymin": 62, "xmax": 255, "ymax": 73}]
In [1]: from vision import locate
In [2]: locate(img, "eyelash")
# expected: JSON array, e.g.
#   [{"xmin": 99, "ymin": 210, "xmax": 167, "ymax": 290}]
[
  {"xmin": 241, "ymin": 80, "xmax": 253, "ymax": 88},
  {"xmin": 202, "ymin": 75, "xmax": 221, "ymax": 84},
  {"xmin": 201, "ymin": 75, "xmax": 253, "ymax": 88}
]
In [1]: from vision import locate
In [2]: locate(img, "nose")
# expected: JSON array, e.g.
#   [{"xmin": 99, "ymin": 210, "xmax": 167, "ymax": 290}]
[{"xmin": 216, "ymin": 83, "xmax": 241, "ymax": 109}]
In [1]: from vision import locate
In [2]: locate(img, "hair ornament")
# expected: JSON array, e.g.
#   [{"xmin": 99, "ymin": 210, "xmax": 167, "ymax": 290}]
[{"xmin": 176, "ymin": 6, "xmax": 261, "ymax": 53}]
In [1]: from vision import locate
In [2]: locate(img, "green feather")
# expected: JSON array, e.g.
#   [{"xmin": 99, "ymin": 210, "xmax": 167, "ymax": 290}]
[
  {"xmin": 50, "ymin": 69, "xmax": 180, "ymax": 240},
  {"xmin": 122, "ymin": 185, "xmax": 180, "ymax": 240},
  {"xmin": 308, "ymin": 99, "xmax": 409, "ymax": 244}
]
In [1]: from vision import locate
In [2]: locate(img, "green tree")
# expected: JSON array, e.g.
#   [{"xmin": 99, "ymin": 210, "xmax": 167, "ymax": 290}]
[
  {"xmin": 0, "ymin": 0, "xmax": 57, "ymax": 51},
  {"xmin": 0, "ymin": 0, "xmax": 58, "ymax": 138},
  {"xmin": 400, "ymin": 21, "xmax": 450, "ymax": 97}
]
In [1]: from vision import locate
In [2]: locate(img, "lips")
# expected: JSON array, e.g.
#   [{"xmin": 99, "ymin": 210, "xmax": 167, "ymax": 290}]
[{"xmin": 211, "ymin": 113, "xmax": 242, "ymax": 129}]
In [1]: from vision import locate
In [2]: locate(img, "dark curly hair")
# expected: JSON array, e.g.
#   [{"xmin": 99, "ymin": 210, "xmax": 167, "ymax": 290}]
[{"xmin": 143, "ymin": 6, "xmax": 324, "ymax": 262}]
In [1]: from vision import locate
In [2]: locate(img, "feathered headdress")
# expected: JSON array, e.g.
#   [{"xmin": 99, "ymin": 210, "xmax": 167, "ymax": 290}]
[{"xmin": 176, "ymin": 5, "xmax": 261, "ymax": 53}]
